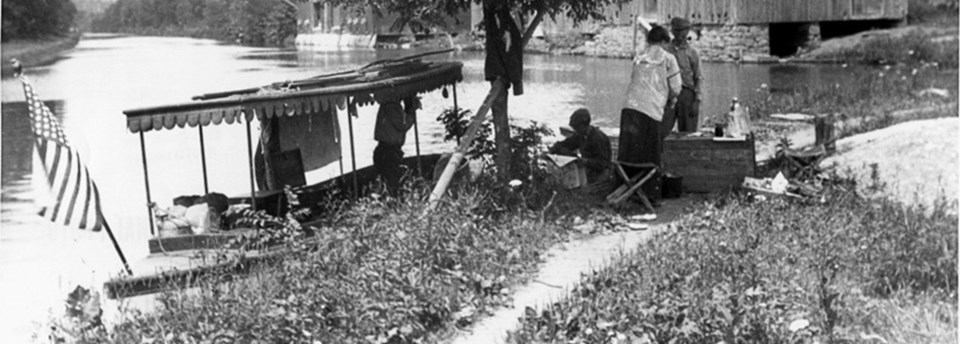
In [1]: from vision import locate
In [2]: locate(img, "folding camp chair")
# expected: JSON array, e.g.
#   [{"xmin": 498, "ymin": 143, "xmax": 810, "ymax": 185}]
[{"xmin": 606, "ymin": 161, "xmax": 659, "ymax": 211}]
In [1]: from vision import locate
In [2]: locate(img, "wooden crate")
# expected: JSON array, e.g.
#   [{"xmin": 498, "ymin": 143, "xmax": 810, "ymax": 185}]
[
  {"xmin": 612, "ymin": 133, "xmax": 756, "ymax": 193},
  {"xmin": 662, "ymin": 134, "xmax": 756, "ymax": 193}
]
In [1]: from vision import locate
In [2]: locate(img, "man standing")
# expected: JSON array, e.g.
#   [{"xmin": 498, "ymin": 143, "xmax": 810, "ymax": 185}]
[
  {"xmin": 374, "ymin": 96, "xmax": 419, "ymax": 197},
  {"xmin": 663, "ymin": 17, "xmax": 703, "ymax": 136},
  {"xmin": 549, "ymin": 108, "xmax": 612, "ymax": 183}
]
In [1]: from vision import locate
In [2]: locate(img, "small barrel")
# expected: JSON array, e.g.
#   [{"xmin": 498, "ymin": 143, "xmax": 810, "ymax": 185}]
[{"xmin": 814, "ymin": 114, "xmax": 836, "ymax": 154}]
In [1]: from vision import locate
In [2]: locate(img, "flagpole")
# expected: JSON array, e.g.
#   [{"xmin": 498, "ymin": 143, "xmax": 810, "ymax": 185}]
[
  {"xmin": 102, "ymin": 219, "xmax": 134, "ymax": 276},
  {"xmin": 11, "ymin": 59, "xmax": 133, "ymax": 276}
]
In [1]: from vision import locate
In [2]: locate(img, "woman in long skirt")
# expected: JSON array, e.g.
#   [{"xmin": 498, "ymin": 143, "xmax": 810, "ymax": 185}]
[{"xmin": 618, "ymin": 26, "xmax": 682, "ymax": 205}]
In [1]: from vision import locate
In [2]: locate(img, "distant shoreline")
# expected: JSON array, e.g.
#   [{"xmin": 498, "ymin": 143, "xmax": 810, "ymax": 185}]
[{"xmin": 1, "ymin": 33, "xmax": 81, "ymax": 77}]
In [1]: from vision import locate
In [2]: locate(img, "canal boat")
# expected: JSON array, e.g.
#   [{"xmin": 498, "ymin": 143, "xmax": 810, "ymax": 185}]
[{"xmin": 106, "ymin": 52, "xmax": 464, "ymax": 298}]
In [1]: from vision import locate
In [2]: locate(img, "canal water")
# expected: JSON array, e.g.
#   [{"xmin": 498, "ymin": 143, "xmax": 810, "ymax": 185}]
[{"xmin": 0, "ymin": 34, "xmax": 899, "ymax": 340}]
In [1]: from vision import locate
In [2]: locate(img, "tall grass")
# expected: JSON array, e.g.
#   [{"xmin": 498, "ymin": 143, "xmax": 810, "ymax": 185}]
[
  {"xmin": 510, "ymin": 185, "xmax": 958, "ymax": 343},
  {"xmin": 749, "ymin": 65, "xmax": 954, "ymax": 120},
  {"xmin": 747, "ymin": 65, "xmax": 958, "ymax": 144}
]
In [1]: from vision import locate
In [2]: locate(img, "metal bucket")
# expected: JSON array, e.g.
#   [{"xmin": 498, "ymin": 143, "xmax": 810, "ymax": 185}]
[{"xmin": 662, "ymin": 173, "xmax": 683, "ymax": 199}]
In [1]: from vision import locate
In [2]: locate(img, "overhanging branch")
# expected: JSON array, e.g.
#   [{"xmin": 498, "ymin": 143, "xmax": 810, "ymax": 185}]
[{"xmin": 520, "ymin": 6, "xmax": 546, "ymax": 48}]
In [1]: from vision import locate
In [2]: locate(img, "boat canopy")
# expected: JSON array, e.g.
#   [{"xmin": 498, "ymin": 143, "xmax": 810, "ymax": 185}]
[{"xmin": 123, "ymin": 60, "xmax": 463, "ymax": 133}]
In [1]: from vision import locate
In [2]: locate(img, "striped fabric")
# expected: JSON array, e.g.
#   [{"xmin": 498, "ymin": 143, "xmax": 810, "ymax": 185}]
[{"xmin": 20, "ymin": 76, "xmax": 103, "ymax": 231}]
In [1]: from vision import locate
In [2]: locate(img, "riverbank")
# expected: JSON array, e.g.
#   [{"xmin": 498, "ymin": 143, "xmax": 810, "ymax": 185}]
[
  {"xmin": 450, "ymin": 21, "xmax": 957, "ymax": 66},
  {"xmin": 796, "ymin": 25, "xmax": 959, "ymax": 67},
  {"xmin": 0, "ymin": 33, "xmax": 81, "ymax": 77}
]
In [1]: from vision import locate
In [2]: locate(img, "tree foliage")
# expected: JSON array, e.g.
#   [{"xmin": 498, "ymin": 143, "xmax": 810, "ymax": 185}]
[
  {"xmin": 90, "ymin": 0, "xmax": 297, "ymax": 46},
  {"xmin": 327, "ymin": 0, "xmax": 626, "ymax": 180},
  {"xmin": 2, "ymin": 0, "xmax": 77, "ymax": 41},
  {"xmin": 327, "ymin": 0, "xmax": 626, "ymax": 37}
]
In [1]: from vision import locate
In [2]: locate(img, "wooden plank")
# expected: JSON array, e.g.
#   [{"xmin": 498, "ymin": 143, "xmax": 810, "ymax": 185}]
[{"xmin": 148, "ymin": 229, "xmax": 254, "ymax": 254}]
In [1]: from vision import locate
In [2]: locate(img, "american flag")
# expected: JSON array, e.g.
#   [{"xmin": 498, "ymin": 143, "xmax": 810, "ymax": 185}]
[{"xmin": 20, "ymin": 75, "xmax": 104, "ymax": 231}]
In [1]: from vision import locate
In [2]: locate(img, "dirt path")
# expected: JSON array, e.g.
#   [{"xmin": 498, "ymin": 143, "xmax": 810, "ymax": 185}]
[{"xmin": 447, "ymin": 196, "xmax": 700, "ymax": 344}]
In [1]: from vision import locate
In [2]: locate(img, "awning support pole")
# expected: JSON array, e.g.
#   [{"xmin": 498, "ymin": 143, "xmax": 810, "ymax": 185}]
[
  {"xmin": 333, "ymin": 106, "xmax": 346, "ymax": 187},
  {"xmin": 413, "ymin": 110, "xmax": 422, "ymax": 177},
  {"xmin": 245, "ymin": 112, "xmax": 258, "ymax": 211},
  {"xmin": 453, "ymin": 83, "xmax": 460, "ymax": 144},
  {"xmin": 198, "ymin": 126, "xmax": 209, "ymax": 194},
  {"xmin": 138, "ymin": 131, "xmax": 155, "ymax": 236},
  {"xmin": 346, "ymin": 100, "xmax": 359, "ymax": 197}
]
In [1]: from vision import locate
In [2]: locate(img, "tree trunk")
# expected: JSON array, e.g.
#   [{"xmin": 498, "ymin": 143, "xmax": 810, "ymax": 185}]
[
  {"xmin": 492, "ymin": 81, "xmax": 511, "ymax": 179},
  {"xmin": 485, "ymin": 3, "xmax": 545, "ymax": 181}
]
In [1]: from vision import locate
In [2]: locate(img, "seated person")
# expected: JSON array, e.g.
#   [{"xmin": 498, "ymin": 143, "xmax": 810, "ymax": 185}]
[{"xmin": 549, "ymin": 108, "xmax": 612, "ymax": 183}]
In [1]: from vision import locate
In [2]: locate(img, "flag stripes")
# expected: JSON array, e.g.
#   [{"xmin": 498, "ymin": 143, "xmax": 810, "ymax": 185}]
[{"xmin": 21, "ymin": 76, "xmax": 103, "ymax": 232}]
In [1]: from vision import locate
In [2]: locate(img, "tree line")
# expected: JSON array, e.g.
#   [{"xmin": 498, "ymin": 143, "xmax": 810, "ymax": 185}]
[
  {"xmin": 91, "ymin": 0, "xmax": 298, "ymax": 46},
  {"xmin": 2, "ymin": 0, "xmax": 77, "ymax": 42}
]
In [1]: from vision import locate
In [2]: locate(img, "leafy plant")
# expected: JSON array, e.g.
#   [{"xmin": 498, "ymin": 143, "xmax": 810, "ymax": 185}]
[
  {"xmin": 510, "ymin": 185, "xmax": 958, "ymax": 344},
  {"xmin": 231, "ymin": 185, "xmax": 315, "ymax": 250}
]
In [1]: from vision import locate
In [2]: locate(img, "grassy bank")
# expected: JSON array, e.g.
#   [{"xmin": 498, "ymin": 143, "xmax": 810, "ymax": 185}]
[
  {"xmin": 745, "ymin": 63, "xmax": 958, "ymax": 144},
  {"xmin": 510, "ymin": 186, "xmax": 958, "ymax": 343},
  {"xmin": 0, "ymin": 33, "xmax": 80, "ymax": 77},
  {"xmin": 799, "ymin": 26, "xmax": 959, "ymax": 68},
  {"xmin": 53, "ymin": 172, "xmax": 613, "ymax": 343}
]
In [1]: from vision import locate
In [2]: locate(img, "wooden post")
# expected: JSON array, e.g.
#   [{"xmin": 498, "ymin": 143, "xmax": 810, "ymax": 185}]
[
  {"xmin": 815, "ymin": 114, "xmax": 835, "ymax": 154},
  {"xmin": 413, "ymin": 118, "xmax": 422, "ymax": 177},
  {"xmin": 453, "ymin": 83, "xmax": 460, "ymax": 144},
  {"xmin": 198, "ymin": 126, "xmax": 209, "ymax": 194},
  {"xmin": 245, "ymin": 111, "xmax": 257, "ymax": 211},
  {"xmin": 426, "ymin": 78, "xmax": 506, "ymax": 213},
  {"xmin": 138, "ymin": 132, "xmax": 155, "ymax": 236},
  {"xmin": 346, "ymin": 99, "xmax": 359, "ymax": 197}
]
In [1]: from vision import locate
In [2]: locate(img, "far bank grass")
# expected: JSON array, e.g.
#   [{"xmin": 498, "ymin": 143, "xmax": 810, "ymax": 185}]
[
  {"xmin": 747, "ymin": 63, "xmax": 958, "ymax": 143},
  {"xmin": 1, "ymin": 33, "xmax": 80, "ymax": 76}
]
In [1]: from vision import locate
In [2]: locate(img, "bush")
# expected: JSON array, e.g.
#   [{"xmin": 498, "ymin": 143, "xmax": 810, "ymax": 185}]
[
  {"xmin": 908, "ymin": 0, "xmax": 960, "ymax": 25},
  {"xmin": 510, "ymin": 186, "xmax": 958, "ymax": 343},
  {"xmin": 2, "ymin": 0, "xmax": 77, "ymax": 41}
]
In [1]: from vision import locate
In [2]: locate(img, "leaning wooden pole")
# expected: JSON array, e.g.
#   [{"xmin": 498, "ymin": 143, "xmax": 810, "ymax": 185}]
[{"xmin": 425, "ymin": 78, "xmax": 506, "ymax": 213}]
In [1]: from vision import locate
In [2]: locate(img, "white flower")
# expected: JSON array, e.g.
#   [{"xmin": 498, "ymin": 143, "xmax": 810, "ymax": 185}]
[
  {"xmin": 509, "ymin": 179, "xmax": 523, "ymax": 187},
  {"xmin": 788, "ymin": 319, "xmax": 810, "ymax": 332}
]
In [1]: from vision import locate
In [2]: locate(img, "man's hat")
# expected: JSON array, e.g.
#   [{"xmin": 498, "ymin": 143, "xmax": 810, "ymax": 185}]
[
  {"xmin": 670, "ymin": 17, "xmax": 692, "ymax": 31},
  {"xmin": 569, "ymin": 108, "xmax": 591, "ymax": 127}
]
